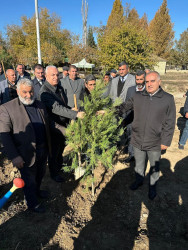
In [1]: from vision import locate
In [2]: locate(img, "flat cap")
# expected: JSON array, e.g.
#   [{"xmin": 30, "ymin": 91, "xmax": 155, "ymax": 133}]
[
  {"xmin": 63, "ymin": 66, "xmax": 69, "ymax": 71},
  {"xmin": 110, "ymin": 69, "xmax": 117, "ymax": 73}
]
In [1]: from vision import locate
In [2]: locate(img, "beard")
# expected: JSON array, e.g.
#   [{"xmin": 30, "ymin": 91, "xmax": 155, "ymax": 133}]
[
  {"xmin": 19, "ymin": 95, "xmax": 35, "ymax": 105},
  {"xmin": 137, "ymin": 84, "xmax": 145, "ymax": 89}
]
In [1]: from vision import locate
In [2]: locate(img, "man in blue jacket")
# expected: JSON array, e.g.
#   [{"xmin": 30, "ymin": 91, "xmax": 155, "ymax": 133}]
[{"xmin": 178, "ymin": 94, "xmax": 188, "ymax": 149}]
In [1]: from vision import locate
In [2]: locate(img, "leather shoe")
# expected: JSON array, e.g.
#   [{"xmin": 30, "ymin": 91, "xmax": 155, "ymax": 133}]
[
  {"xmin": 130, "ymin": 180, "xmax": 143, "ymax": 190},
  {"xmin": 37, "ymin": 190, "xmax": 49, "ymax": 199},
  {"xmin": 148, "ymin": 185, "xmax": 157, "ymax": 200},
  {"xmin": 178, "ymin": 144, "xmax": 184, "ymax": 150},
  {"xmin": 51, "ymin": 175, "xmax": 64, "ymax": 182},
  {"xmin": 29, "ymin": 204, "xmax": 45, "ymax": 213},
  {"xmin": 124, "ymin": 156, "xmax": 135, "ymax": 164}
]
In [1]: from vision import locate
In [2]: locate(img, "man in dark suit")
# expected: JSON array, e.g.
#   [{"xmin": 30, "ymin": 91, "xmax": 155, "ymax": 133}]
[
  {"xmin": 39, "ymin": 66, "xmax": 84, "ymax": 182},
  {"xmin": 0, "ymin": 78, "xmax": 51, "ymax": 212},
  {"xmin": 0, "ymin": 69, "xmax": 18, "ymax": 104},
  {"xmin": 32, "ymin": 64, "xmax": 45, "ymax": 99},
  {"xmin": 124, "ymin": 70, "xmax": 146, "ymax": 163},
  {"xmin": 60, "ymin": 65, "xmax": 85, "ymax": 109},
  {"xmin": 16, "ymin": 64, "xmax": 31, "ymax": 81}
]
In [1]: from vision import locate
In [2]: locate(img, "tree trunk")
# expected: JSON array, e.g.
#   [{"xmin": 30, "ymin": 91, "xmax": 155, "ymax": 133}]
[
  {"xmin": 74, "ymin": 151, "xmax": 85, "ymax": 180},
  {"xmin": 91, "ymin": 166, "xmax": 94, "ymax": 196}
]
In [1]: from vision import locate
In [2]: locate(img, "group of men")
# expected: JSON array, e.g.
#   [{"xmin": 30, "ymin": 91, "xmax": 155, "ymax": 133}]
[{"xmin": 0, "ymin": 61, "xmax": 176, "ymax": 212}]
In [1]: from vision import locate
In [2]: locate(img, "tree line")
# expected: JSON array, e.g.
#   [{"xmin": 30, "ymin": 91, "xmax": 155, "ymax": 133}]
[{"xmin": 0, "ymin": 0, "xmax": 187, "ymax": 70}]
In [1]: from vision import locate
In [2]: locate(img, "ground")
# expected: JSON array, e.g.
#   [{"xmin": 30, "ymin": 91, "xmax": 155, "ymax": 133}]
[{"xmin": 0, "ymin": 72, "xmax": 188, "ymax": 250}]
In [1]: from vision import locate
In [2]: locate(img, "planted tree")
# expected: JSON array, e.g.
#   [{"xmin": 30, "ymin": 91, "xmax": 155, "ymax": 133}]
[{"xmin": 65, "ymin": 82, "xmax": 123, "ymax": 196}]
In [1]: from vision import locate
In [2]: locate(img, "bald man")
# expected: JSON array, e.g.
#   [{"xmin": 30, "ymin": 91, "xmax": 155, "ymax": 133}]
[{"xmin": 0, "ymin": 69, "xmax": 18, "ymax": 104}]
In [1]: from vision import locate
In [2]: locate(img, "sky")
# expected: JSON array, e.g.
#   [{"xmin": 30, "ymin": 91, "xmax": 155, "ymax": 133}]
[{"xmin": 0, "ymin": 0, "xmax": 187, "ymax": 41}]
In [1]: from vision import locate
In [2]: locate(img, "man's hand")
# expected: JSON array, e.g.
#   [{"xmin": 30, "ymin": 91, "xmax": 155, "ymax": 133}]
[
  {"xmin": 72, "ymin": 107, "xmax": 78, "ymax": 111},
  {"xmin": 12, "ymin": 156, "xmax": 25, "ymax": 169},
  {"xmin": 161, "ymin": 145, "xmax": 168, "ymax": 150},
  {"xmin": 76, "ymin": 112, "xmax": 85, "ymax": 119},
  {"xmin": 96, "ymin": 110, "xmax": 106, "ymax": 116},
  {"xmin": 185, "ymin": 112, "xmax": 188, "ymax": 119}
]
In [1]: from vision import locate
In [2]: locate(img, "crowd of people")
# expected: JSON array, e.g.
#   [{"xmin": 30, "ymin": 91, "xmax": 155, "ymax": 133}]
[{"xmin": 0, "ymin": 60, "xmax": 184, "ymax": 213}]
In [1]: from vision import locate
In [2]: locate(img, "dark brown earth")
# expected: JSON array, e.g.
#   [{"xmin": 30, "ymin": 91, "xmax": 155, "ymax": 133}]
[{"xmin": 0, "ymin": 72, "xmax": 188, "ymax": 250}]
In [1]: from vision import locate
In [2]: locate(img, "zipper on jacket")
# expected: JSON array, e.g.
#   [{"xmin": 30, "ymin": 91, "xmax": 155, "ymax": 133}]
[{"xmin": 141, "ymin": 96, "xmax": 152, "ymax": 150}]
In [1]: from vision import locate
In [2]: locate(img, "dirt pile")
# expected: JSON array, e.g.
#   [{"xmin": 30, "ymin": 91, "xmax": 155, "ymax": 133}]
[{"xmin": 0, "ymin": 72, "xmax": 188, "ymax": 250}]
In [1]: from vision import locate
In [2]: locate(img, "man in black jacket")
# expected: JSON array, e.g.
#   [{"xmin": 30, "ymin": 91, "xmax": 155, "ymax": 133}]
[
  {"xmin": 117, "ymin": 71, "xmax": 176, "ymax": 200},
  {"xmin": 39, "ymin": 66, "xmax": 84, "ymax": 182},
  {"xmin": 124, "ymin": 70, "xmax": 146, "ymax": 163}
]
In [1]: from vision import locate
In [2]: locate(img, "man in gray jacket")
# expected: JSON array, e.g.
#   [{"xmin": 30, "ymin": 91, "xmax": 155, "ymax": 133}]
[
  {"xmin": 109, "ymin": 61, "xmax": 135, "ymax": 103},
  {"xmin": 60, "ymin": 65, "xmax": 85, "ymax": 109},
  {"xmin": 117, "ymin": 71, "xmax": 176, "ymax": 200}
]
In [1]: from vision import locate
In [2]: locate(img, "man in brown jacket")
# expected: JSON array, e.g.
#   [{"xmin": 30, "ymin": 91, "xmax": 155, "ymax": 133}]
[{"xmin": 0, "ymin": 78, "xmax": 51, "ymax": 213}]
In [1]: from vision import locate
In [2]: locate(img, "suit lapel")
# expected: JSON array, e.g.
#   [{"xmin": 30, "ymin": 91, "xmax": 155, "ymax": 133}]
[
  {"xmin": 114, "ymin": 76, "xmax": 120, "ymax": 98},
  {"xmin": 120, "ymin": 74, "xmax": 130, "ymax": 101}
]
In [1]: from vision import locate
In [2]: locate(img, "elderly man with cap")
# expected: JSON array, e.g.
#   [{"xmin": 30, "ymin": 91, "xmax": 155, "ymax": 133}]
[
  {"xmin": 62, "ymin": 66, "xmax": 69, "ymax": 79},
  {"xmin": 110, "ymin": 69, "xmax": 118, "ymax": 79}
]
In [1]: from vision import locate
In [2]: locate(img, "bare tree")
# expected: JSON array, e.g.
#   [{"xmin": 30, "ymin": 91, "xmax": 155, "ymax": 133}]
[{"xmin": 81, "ymin": 0, "xmax": 88, "ymax": 47}]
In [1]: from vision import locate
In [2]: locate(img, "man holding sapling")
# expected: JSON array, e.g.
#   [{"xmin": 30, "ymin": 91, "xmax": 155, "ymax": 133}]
[{"xmin": 39, "ymin": 66, "xmax": 85, "ymax": 182}]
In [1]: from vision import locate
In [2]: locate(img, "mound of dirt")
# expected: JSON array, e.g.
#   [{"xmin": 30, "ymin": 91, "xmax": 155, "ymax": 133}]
[{"xmin": 0, "ymin": 72, "xmax": 188, "ymax": 250}]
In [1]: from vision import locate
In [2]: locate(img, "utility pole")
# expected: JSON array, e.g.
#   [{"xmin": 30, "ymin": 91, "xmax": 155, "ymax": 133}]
[
  {"xmin": 35, "ymin": 0, "xmax": 42, "ymax": 64},
  {"xmin": 81, "ymin": 0, "xmax": 88, "ymax": 47}
]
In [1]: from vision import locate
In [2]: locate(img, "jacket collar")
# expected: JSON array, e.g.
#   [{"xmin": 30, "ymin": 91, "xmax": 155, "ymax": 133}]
[
  {"xmin": 142, "ymin": 87, "xmax": 164, "ymax": 98},
  {"xmin": 44, "ymin": 80, "xmax": 58, "ymax": 93}
]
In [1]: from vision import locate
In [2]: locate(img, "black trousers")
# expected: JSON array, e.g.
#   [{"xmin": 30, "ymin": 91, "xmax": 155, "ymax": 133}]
[
  {"xmin": 48, "ymin": 124, "xmax": 66, "ymax": 177},
  {"xmin": 20, "ymin": 146, "xmax": 48, "ymax": 208}
]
